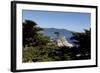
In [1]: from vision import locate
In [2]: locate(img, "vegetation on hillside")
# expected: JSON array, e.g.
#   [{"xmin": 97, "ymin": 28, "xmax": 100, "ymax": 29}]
[{"xmin": 22, "ymin": 20, "xmax": 91, "ymax": 63}]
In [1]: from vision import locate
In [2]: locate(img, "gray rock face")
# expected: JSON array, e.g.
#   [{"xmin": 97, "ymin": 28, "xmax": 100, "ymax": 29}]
[{"xmin": 51, "ymin": 36, "xmax": 73, "ymax": 48}]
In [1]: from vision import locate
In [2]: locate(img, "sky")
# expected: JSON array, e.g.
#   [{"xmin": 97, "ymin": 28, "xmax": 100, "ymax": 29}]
[{"xmin": 22, "ymin": 10, "xmax": 91, "ymax": 32}]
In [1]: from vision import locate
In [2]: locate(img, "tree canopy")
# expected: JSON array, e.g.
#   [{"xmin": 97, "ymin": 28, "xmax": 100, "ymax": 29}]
[
  {"xmin": 71, "ymin": 29, "xmax": 91, "ymax": 59},
  {"xmin": 23, "ymin": 20, "xmax": 43, "ymax": 47}
]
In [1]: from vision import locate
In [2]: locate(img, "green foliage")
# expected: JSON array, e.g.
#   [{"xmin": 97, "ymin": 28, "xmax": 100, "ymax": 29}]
[
  {"xmin": 23, "ymin": 45, "xmax": 72, "ymax": 62},
  {"xmin": 36, "ymin": 33, "xmax": 51, "ymax": 45},
  {"xmin": 71, "ymin": 29, "xmax": 91, "ymax": 59},
  {"xmin": 23, "ymin": 20, "xmax": 43, "ymax": 47},
  {"xmin": 23, "ymin": 46, "xmax": 56, "ymax": 62},
  {"xmin": 22, "ymin": 20, "xmax": 63, "ymax": 62}
]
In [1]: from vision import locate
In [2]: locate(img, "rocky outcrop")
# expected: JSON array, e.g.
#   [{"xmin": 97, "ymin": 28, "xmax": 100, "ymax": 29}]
[{"xmin": 51, "ymin": 36, "xmax": 73, "ymax": 48}]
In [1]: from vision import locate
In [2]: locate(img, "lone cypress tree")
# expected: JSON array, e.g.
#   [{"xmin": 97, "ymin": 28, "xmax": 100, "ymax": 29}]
[{"xmin": 54, "ymin": 32, "xmax": 60, "ymax": 38}]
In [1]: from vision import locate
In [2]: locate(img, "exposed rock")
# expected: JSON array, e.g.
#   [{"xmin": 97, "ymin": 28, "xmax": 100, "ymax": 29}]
[{"xmin": 51, "ymin": 36, "xmax": 73, "ymax": 48}]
